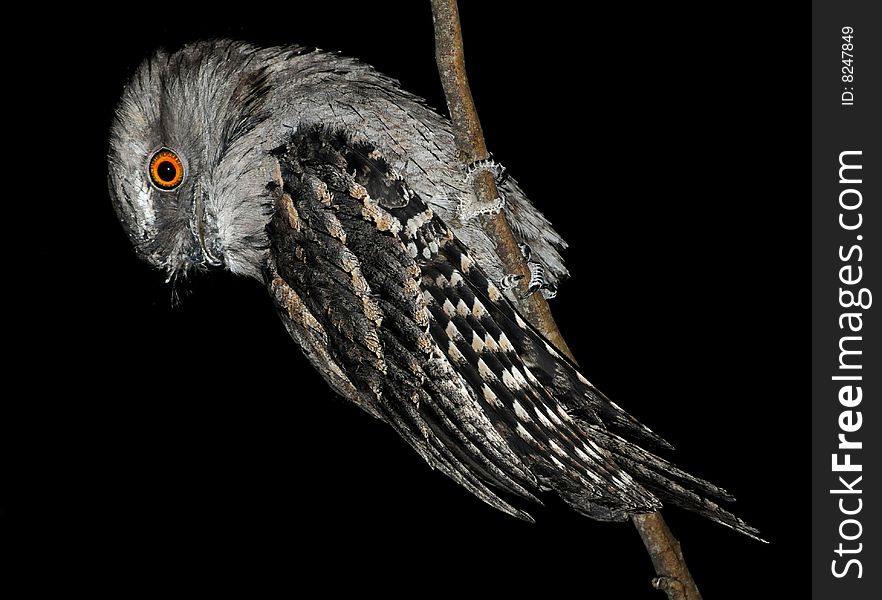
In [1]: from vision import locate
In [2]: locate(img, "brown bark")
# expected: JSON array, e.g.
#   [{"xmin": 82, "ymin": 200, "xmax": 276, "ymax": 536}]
[
  {"xmin": 429, "ymin": 2, "xmax": 702, "ymax": 598},
  {"xmin": 633, "ymin": 513, "xmax": 701, "ymax": 600}
]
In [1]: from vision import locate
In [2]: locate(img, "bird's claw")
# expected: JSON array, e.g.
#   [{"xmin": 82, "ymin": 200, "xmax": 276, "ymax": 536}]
[
  {"xmin": 456, "ymin": 195, "xmax": 506, "ymax": 221},
  {"xmin": 499, "ymin": 273, "xmax": 524, "ymax": 292},
  {"xmin": 522, "ymin": 258, "xmax": 558, "ymax": 299},
  {"xmin": 455, "ymin": 156, "xmax": 509, "ymax": 222},
  {"xmin": 464, "ymin": 156, "xmax": 508, "ymax": 186},
  {"xmin": 500, "ymin": 244, "xmax": 558, "ymax": 299}
]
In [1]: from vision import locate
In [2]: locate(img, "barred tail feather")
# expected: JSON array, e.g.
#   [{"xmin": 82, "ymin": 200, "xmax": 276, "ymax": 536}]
[{"xmin": 584, "ymin": 425, "xmax": 765, "ymax": 541}]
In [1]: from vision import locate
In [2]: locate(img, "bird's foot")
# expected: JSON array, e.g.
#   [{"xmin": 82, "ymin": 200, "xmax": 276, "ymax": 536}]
[
  {"xmin": 517, "ymin": 243, "xmax": 558, "ymax": 299},
  {"xmin": 539, "ymin": 283, "xmax": 558, "ymax": 300},
  {"xmin": 464, "ymin": 156, "xmax": 508, "ymax": 187},
  {"xmin": 456, "ymin": 157, "xmax": 509, "ymax": 221},
  {"xmin": 456, "ymin": 194, "xmax": 506, "ymax": 221},
  {"xmin": 499, "ymin": 273, "xmax": 524, "ymax": 293}
]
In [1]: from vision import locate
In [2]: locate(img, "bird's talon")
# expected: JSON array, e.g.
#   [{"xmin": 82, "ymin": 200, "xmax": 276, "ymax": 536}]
[
  {"xmin": 524, "ymin": 261, "xmax": 547, "ymax": 296},
  {"xmin": 463, "ymin": 156, "xmax": 507, "ymax": 186},
  {"xmin": 499, "ymin": 273, "xmax": 524, "ymax": 291},
  {"xmin": 519, "ymin": 262, "xmax": 558, "ymax": 299},
  {"xmin": 456, "ymin": 195, "xmax": 506, "ymax": 222}
]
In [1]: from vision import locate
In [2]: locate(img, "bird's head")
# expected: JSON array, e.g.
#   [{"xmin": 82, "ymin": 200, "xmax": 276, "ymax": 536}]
[{"xmin": 107, "ymin": 40, "xmax": 275, "ymax": 281}]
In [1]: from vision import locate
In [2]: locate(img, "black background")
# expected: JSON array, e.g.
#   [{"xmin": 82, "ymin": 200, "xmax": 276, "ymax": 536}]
[{"xmin": 10, "ymin": 3, "xmax": 803, "ymax": 596}]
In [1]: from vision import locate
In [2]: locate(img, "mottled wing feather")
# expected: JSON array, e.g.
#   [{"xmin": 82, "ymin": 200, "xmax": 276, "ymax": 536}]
[
  {"xmin": 429, "ymin": 229, "xmax": 674, "ymax": 452},
  {"xmin": 265, "ymin": 125, "xmax": 760, "ymax": 537},
  {"xmin": 266, "ymin": 129, "xmax": 539, "ymax": 520}
]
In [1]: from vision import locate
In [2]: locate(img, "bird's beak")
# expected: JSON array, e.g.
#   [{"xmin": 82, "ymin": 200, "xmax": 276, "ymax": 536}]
[{"xmin": 190, "ymin": 180, "xmax": 223, "ymax": 268}]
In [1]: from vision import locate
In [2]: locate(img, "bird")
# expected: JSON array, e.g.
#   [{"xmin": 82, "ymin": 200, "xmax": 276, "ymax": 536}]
[{"xmin": 107, "ymin": 39, "xmax": 759, "ymax": 538}]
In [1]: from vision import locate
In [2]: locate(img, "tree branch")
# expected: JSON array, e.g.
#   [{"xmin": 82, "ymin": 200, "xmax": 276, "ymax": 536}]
[
  {"xmin": 429, "ymin": 2, "xmax": 701, "ymax": 598},
  {"xmin": 429, "ymin": 0, "xmax": 571, "ymax": 357},
  {"xmin": 633, "ymin": 513, "xmax": 700, "ymax": 600}
]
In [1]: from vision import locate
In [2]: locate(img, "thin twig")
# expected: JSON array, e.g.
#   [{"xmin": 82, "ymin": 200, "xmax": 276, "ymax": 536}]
[
  {"xmin": 429, "ymin": 0, "xmax": 571, "ymax": 357},
  {"xmin": 634, "ymin": 514, "xmax": 700, "ymax": 600},
  {"xmin": 429, "ymin": 2, "xmax": 701, "ymax": 598}
]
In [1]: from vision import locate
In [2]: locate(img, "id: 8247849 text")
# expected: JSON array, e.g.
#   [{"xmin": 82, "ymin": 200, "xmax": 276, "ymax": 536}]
[{"xmin": 841, "ymin": 26, "xmax": 855, "ymax": 107}]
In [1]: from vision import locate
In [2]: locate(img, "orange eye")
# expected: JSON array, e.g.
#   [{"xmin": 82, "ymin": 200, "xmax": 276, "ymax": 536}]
[{"xmin": 148, "ymin": 148, "xmax": 185, "ymax": 190}]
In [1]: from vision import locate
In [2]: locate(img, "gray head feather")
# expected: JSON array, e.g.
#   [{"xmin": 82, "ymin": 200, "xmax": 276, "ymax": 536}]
[
  {"xmin": 108, "ymin": 41, "xmax": 276, "ymax": 280},
  {"xmin": 108, "ymin": 39, "xmax": 568, "ymax": 286}
]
